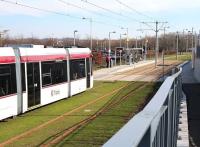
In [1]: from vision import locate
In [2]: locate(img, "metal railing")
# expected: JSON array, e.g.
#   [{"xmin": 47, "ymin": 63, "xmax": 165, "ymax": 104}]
[{"xmin": 103, "ymin": 67, "xmax": 183, "ymax": 147}]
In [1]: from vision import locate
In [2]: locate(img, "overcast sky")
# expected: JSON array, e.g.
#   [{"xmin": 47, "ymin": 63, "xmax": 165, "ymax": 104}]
[{"xmin": 0, "ymin": 0, "xmax": 200, "ymax": 39}]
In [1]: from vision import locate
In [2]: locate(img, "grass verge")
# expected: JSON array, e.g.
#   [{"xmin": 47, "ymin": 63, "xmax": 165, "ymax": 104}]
[{"xmin": 165, "ymin": 52, "xmax": 191, "ymax": 61}]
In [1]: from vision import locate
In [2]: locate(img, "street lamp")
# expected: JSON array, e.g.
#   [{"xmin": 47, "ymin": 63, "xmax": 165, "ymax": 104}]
[
  {"xmin": 163, "ymin": 26, "xmax": 170, "ymax": 37},
  {"xmin": 82, "ymin": 17, "xmax": 93, "ymax": 50},
  {"xmin": 135, "ymin": 36, "xmax": 142, "ymax": 48},
  {"xmin": 108, "ymin": 31, "xmax": 116, "ymax": 68},
  {"xmin": 0, "ymin": 29, "xmax": 9, "ymax": 47},
  {"xmin": 183, "ymin": 29, "xmax": 188, "ymax": 35},
  {"xmin": 176, "ymin": 31, "xmax": 179, "ymax": 60},
  {"xmin": 183, "ymin": 29, "xmax": 188, "ymax": 52},
  {"xmin": 163, "ymin": 26, "xmax": 170, "ymax": 50},
  {"xmin": 121, "ymin": 27, "xmax": 128, "ymax": 49},
  {"xmin": 187, "ymin": 31, "xmax": 191, "ymax": 52},
  {"xmin": 120, "ymin": 33, "xmax": 127, "ymax": 47},
  {"xmin": 137, "ymin": 36, "xmax": 142, "ymax": 48},
  {"xmin": 191, "ymin": 28, "xmax": 194, "ymax": 49},
  {"xmin": 144, "ymin": 38, "xmax": 148, "ymax": 60},
  {"xmin": 73, "ymin": 30, "xmax": 78, "ymax": 46},
  {"xmin": 118, "ymin": 33, "xmax": 126, "ymax": 66},
  {"xmin": 135, "ymin": 37, "xmax": 138, "ymax": 48}
]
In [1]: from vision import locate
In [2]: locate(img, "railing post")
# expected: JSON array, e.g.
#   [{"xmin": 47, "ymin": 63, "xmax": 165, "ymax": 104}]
[
  {"xmin": 173, "ymin": 80, "xmax": 177, "ymax": 147},
  {"xmin": 167, "ymin": 89, "xmax": 172, "ymax": 147}
]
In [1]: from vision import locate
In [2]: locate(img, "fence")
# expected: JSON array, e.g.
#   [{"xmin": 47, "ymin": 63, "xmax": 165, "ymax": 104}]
[{"xmin": 103, "ymin": 67, "xmax": 183, "ymax": 147}]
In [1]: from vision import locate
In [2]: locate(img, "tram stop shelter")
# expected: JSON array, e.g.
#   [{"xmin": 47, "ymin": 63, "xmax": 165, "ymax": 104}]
[{"xmin": 124, "ymin": 48, "xmax": 144, "ymax": 65}]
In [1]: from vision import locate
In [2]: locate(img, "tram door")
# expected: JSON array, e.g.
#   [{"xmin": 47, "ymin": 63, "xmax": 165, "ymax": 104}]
[
  {"xmin": 27, "ymin": 63, "xmax": 41, "ymax": 108},
  {"xmin": 86, "ymin": 58, "xmax": 91, "ymax": 88}
]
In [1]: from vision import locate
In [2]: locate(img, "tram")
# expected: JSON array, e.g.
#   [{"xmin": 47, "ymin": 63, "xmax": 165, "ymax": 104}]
[{"xmin": 0, "ymin": 45, "xmax": 93, "ymax": 120}]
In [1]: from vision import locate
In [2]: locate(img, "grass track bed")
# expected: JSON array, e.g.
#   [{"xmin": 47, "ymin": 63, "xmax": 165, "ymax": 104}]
[
  {"xmin": 0, "ymin": 81, "xmax": 160, "ymax": 147},
  {"xmin": 55, "ymin": 83, "xmax": 160, "ymax": 147}
]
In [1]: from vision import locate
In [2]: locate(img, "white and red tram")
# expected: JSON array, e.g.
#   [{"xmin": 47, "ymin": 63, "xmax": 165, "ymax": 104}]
[{"xmin": 0, "ymin": 45, "xmax": 93, "ymax": 120}]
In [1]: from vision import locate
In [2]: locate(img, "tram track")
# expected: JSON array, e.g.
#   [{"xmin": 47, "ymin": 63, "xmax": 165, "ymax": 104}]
[
  {"xmin": 130, "ymin": 61, "xmax": 179, "ymax": 76},
  {"xmin": 109, "ymin": 60, "xmax": 181, "ymax": 81},
  {"xmin": 115, "ymin": 60, "xmax": 177, "ymax": 76},
  {"xmin": 40, "ymin": 82, "xmax": 149, "ymax": 146},
  {"xmin": 42, "ymin": 60, "xmax": 181, "ymax": 146},
  {"xmin": 39, "ymin": 61, "xmax": 180, "ymax": 146}
]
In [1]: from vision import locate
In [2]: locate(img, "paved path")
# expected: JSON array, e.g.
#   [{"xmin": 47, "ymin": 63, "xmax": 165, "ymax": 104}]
[{"xmin": 182, "ymin": 62, "xmax": 200, "ymax": 147}]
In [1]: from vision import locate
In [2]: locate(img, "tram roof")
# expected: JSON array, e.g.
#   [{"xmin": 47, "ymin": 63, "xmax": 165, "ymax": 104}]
[{"xmin": 0, "ymin": 46, "xmax": 91, "ymax": 63}]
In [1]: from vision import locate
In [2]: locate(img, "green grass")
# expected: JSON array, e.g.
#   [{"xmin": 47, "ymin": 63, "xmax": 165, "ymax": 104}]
[
  {"xmin": 57, "ymin": 83, "xmax": 160, "ymax": 147},
  {"xmin": 164, "ymin": 52, "xmax": 192, "ymax": 61},
  {"xmin": 146, "ymin": 52, "xmax": 192, "ymax": 62},
  {"xmin": 0, "ymin": 81, "xmax": 160, "ymax": 147},
  {"xmin": 0, "ymin": 81, "xmax": 125, "ymax": 143}
]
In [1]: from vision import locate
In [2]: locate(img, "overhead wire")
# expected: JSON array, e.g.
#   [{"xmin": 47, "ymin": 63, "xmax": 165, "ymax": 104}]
[
  {"xmin": 57, "ymin": 0, "xmax": 136, "ymax": 23},
  {"xmin": 80, "ymin": 0, "xmax": 140, "ymax": 22},
  {"xmin": 57, "ymin": 0, "xmax": 110, "ymax": 19},
  {"xmin": 115, "ymin": 0, "xmax": 155, "ymax": 21},
  {"xmin": 114, "ymin": 0, "xmax": 179, "ymax": 34},
  {"xmin": 0, "ymin": 0, "xmax": 158, "ymax": 31},
  {"xmin": 0, "ymin": 0, "xmax": 124, "ymax": 29},
  {"xmin": 0, "ymin": 0, "xmax": 82, "ymax": 19},
  {"xmin": 80, "ymin": 0, "xmax": 174, "ymax": 35}
]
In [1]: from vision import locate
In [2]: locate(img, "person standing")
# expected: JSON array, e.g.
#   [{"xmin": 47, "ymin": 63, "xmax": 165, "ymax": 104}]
[{"xmin": 106, "ymin": 55, "xmax": 109, "ymax": 68}]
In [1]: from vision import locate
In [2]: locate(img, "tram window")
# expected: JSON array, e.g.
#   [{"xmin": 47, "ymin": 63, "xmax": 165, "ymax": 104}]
[
  {"xmin": 42, "ymin": 61, "xmax": 53, "ymax": 86},
  {"xmin": 53, "ymin": 61, "xmax": 67, "ymax": 84},
  {"xmin": 41, "ymin": 60, "xmax": 67, "ymax": 87},
  {"xmin": 70, "ymin": 59, "xmax": 86, "ymax": 81},
  {"xmin": 0, "ymin": 64, "xmax": 17, "ymax": 97}
]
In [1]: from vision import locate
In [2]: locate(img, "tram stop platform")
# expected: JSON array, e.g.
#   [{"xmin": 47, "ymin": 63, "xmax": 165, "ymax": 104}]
[
  {"xmin": 94, "ymin": 60, "xmax": 154, "ymax": 81},
  {"xmin": 182, "ymin": 61, "xmax": 200, "ymax": 147}
]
